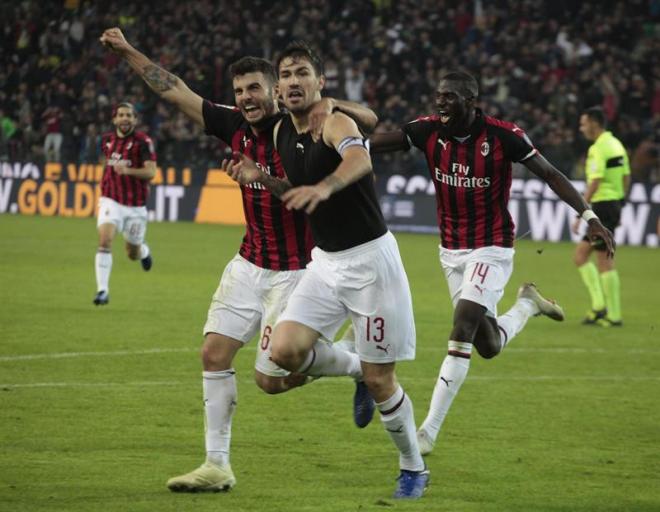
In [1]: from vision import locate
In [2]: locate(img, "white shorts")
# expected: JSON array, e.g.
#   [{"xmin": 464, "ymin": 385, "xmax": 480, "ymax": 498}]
[
  {"xmin": 278, "ymin": 232, "xmax": 416, "ymax": 364},
  {"xmin": 97, "ymin": 196, "xmax": 148, "ymax": 246},
  {"xmin": 204, "ymin": 254, "xmax": 305, "ymax": 377},
  {"xmin": 440, "ymin": 245, "xmax": 515, "ymax": 317}
]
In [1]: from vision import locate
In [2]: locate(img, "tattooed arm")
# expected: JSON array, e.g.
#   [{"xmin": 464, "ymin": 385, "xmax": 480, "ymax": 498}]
[
  {"xmin": 100, "ymin": 27, "xmax": 203, "ymax": 126},
  {"xmin": 223, "ymin": 153, "xmax": 293, "ymax": 198}
]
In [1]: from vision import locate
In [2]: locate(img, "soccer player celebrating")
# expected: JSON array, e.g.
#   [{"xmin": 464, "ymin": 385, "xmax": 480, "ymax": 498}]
[
  {"xmin": 572, "ymin": 107, "xmax": 630, "ymax": 327},
  {"xmin": 99, "ymin": 28, "xmax": 378, "ymax": 493},
  {"xmin": 227, "ymin": 42, "xmax": 429, "ymax": 499},
  {"xmin": 370, "ymin": 71, "xmax": 615, "ymax": 456},
  {"xmin": 94, "ymin": 102, "xmax": 156, "ymax": 306}
]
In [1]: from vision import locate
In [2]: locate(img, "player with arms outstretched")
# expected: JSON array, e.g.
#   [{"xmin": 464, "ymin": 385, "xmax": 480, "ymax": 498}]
[
  {"xmin": 100, "ymin": 28, "xmax": 378, "ymax": 493},
  {"xmin": 371, "ymin": 71, "xmax": 615, "ymax": 456}
]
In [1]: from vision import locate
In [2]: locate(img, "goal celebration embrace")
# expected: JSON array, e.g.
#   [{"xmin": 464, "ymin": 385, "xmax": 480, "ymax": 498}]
[
  {"xmin": 7, "ymin": 3, "xmax": 658, "ymax": 511},
  {"xmin": 97, "ymin": 24, "xmax": 616, "ymax": 502}
]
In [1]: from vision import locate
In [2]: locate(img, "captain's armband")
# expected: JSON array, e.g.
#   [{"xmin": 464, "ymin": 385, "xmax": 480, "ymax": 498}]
[{"xmin": 337, "ymin": 136, "xmax": 370, "ymax": 157}]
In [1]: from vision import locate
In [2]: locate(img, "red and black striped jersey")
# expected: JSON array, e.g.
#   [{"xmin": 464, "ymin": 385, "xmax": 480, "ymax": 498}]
[
  {"xmin": 100, "ymin": 130, "xmax": 156, "ymax": 207},
  {"xmin": 403, "ymin": 109, "xmax": 537, "ymax": 249},
  {"xmin": 202, "ymin": 101, "xmax": 313, "ymax": 270}
]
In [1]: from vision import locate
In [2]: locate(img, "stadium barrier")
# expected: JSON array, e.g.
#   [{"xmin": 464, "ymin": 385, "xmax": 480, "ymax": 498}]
[{"xmin": 1, "ymin": 161, "xmax": 659, "ymax": 247}]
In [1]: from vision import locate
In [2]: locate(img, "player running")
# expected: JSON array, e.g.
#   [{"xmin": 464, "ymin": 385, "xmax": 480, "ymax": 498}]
[
  {"xmin": 370, "ymin": 71, "xmax": 615, "ymax": 456},
  {"xmin": 226, "ymin": 41, "xmax": 429, "ymax": 500},
  {"xmin": 100, "ymin": 28, "xmax": 378, "ymax": 493},
  {"xmin": 94, "ymin": 102, "xmax": 156, "ymax": 306}
]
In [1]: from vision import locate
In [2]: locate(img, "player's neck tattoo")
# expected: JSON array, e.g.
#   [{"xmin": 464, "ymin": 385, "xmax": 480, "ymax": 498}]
[{"xmin": 142, "ymin": 64, "xmax": 178, "ymax": 93}]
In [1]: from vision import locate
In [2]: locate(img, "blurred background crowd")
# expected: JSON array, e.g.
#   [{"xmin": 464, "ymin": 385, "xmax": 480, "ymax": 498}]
[{"xmin": 1, "ymin": 0, "xmax": 659, "ymax": 181}]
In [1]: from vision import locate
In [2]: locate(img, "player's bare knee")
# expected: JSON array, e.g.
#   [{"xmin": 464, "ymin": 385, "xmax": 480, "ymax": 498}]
[
  {"xmin": 473, "ymin": 343, "xmax": 499, "ymax": 359},
  {"xmin": 270, "ymin": 343, "xmax": 300, "ymax": 372},
  {"xmin": 271, "ymin": 322, "xmax": 311, "ymax": 372},
  {"xmin": 450, "ymin": 319, "xmax": 479, "ymax": 344},
  {"xmin": 201, "ymin": 334, "xmax": 239, "ymax": 371},
  {"xmin": 361, "ymin": 365, "xmax": 397, "ymax": 402},
  {"xmin": 574, "ymin": 243, "xmax": 590, "ymax": 266},
  {"xmin": 573, "ymin": 252, "xmax": 587, "ymax": 267}
]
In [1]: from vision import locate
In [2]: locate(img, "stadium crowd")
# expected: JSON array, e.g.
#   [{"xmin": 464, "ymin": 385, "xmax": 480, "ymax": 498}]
[{"xmin": 1, "ymin": 0, "xmax": 659, "ymax": 181}]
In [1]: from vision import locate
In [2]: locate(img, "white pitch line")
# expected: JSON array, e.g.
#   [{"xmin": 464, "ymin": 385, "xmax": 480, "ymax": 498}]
[
  {"xmin": 0, "ymin": 347, "xmax": 197, "ymax": 362},
  {"xmin": 1, "ymin": 345, "xmax": 658, "ymax": 363},
  {"xmin": 2, "ymin": 375, "xmax": 660, "ymax": 389}
]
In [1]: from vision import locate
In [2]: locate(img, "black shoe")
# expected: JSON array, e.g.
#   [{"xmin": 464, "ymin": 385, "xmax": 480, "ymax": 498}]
[
  {"xmin": 353, "ymin": 381, "xmax": 375, "ymax": 428},
  {"xmin": 582, "ymin": 308, "xmax": 607, "ymax": 325},
  {"xmin": 141, "ymin": 254, "xmax": 152, "ymax": 271},
  {"xmin": 596, "ymin": 318, "xmax": 623, "ymax": 328},
  {"xmin": 93, "ymin": 290, "xmax": 109, "ymax": 306}
]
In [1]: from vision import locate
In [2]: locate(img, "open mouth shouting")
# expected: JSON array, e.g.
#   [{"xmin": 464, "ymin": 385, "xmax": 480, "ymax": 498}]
[
  {"xmin": 287, "ymin": 89, "xmax": 304, "ymax": 104},
  {"xmin": 438, "ymin": 110, "xmax": 451, "ymax": 124},
  {"xmin": 243, "ymin": 104, "xmax": 262, "ymax": 120}
]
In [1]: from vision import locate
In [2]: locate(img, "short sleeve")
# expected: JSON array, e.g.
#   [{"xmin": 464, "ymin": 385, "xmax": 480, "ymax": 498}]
[
  {"xmin": 402, "ymin": 117, "xmax": 436, "ymax": 151},
  {"xmin": 202, "ymin": 100, "xmax": 244, "ymax": 144},
  {"xmin": 585, "ymin": 145, "xmax": 605, "ymax": 179},
  {"xmin": 498, "ymin": 124, "xmax": 538, "ymax": 163},
  {"xmin": 138, "ymin": 134, "xmax": 157, "ymax": 162}
]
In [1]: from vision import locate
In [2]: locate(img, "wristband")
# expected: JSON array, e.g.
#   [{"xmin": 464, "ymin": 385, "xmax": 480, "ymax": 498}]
[{"xmin": 581, "ymin": 209, "xmax": 598, "ymax": 222}]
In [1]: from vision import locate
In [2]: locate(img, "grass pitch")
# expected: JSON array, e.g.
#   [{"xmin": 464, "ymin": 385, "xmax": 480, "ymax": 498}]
[{"xmin": 1, "ymin": 215, "xmax": 659, "ymax": 512}]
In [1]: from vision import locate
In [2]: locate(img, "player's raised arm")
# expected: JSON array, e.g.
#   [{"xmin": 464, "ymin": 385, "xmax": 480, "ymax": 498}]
[
  {"xmin": 100, "ymin": 28, "xmax": 203, "ymax": 126},
  {"xmin": 523, "ymin": 152, "xmax": 616, "ymax": 257}
]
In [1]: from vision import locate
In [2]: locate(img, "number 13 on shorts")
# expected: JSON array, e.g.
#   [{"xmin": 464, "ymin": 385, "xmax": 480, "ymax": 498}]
[{"xmin": 365, "ymin": 316, "xmax": 385, "ymax": 343}]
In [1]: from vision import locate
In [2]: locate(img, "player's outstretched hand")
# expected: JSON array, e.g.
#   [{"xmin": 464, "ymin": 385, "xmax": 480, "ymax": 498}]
[
  {"xmin": 282, "ymin": 183, "xmax": 331, "ymax": 214},
  {"xmin": 100, "ymin": 27, "xmax": 132, "ymax": 54},
  {"xmin": 586, "ymin": 219, "xmax": 616, "ymax": 258},
  {"xmin": 308, "ymin": 98, "xmax": 334, "ymax": 142},
  {"xmin": 221, "ymin": 151, "xmax": 262, "ymax": 185}
]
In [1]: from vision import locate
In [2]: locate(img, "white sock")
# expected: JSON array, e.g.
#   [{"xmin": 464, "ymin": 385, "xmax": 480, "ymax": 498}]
[
  {"xmin": 95, "ymin": 250, "xmax": 112, "ymax": 292},
  {"xmin": 139, "ymin": 243, "xmax": 150, "ymax": 259},
  {"xmin": 203, "ymin": 369, "xmax": 237, "ymax": 467},
  {"xmin": 496, "ymin": 298, "xmax": 537, "ymax": 349},
  {"xmin": 298, "ymin": 339, "xmax": 362, "ymax": 379},
  {"xmin": 378, "ymin": 386, "xmax": 425, "ymax": 471},
  {"xmin": 420, "ymin": 341, "xmax": 472, "ymax": 442}
]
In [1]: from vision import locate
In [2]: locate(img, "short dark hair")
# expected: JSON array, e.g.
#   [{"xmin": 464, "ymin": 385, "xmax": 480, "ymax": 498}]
[
  {"xmin": 228, "ymin": 57, "xmax": 277, "ymax": 86},
  {"xmin": 439, "ymin": 71, "xmax": 479, "ymax": 99},
  {"xmin": 276, "ymin": 41, "xmax": 324, "ymax": 76},
  {"xmin": 582, "ymin": 106, "xmax": 607, "ymax": 128},
  {"xmin": 112, "ymin": 102, "xmax": 136, "ymax": 117}
]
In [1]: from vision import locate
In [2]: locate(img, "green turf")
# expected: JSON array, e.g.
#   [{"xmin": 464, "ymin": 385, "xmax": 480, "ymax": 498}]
[{"xmin": 1, "ymin": 215, "xmax": 658, "ymax": 512}]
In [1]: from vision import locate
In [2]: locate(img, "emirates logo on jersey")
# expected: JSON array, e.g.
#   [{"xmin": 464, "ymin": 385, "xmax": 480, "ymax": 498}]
[
  {"xmin": 107, "ymin": 152, "xmax": 132, "ymax": 168},
  {"xmin": 435, "ymin": 165, "xmax": 491, "ymax": 188},
  {"xmin": 481, "ymin": 141, "xmax": 490, "ymax": 156}
]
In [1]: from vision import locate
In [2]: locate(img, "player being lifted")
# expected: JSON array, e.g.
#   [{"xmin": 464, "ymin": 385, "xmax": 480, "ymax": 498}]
[
  {"xmin": 100, "ymin": 28, "xmax": 378, "ymax": 493},
  {"xmin": 94, "ymin": 102, "xmax": 156, "ymax": 306},
  {"xmin": 370, "ymin": 71, "xmax": 615, "ymax": 456}
]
